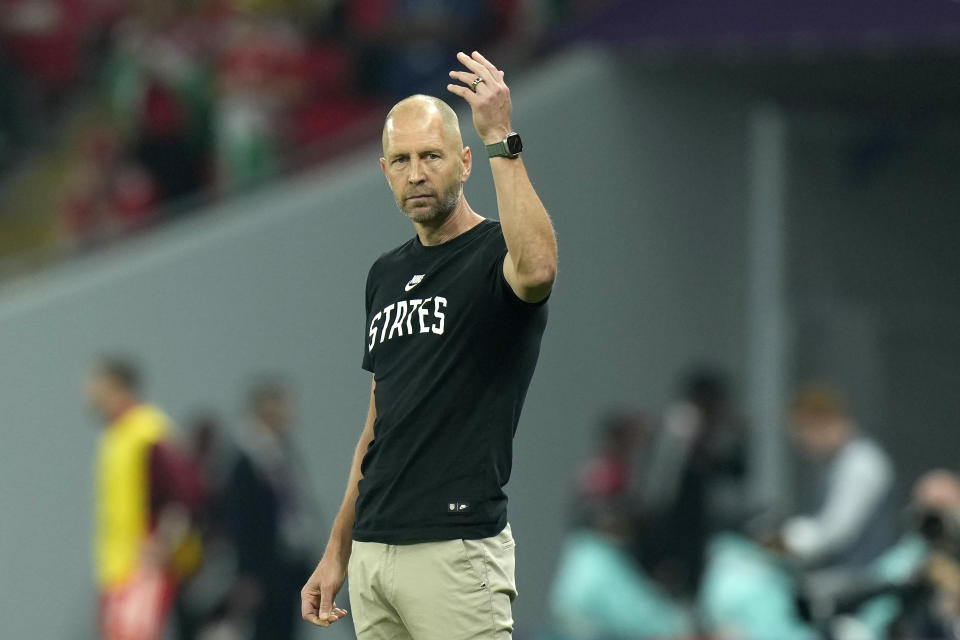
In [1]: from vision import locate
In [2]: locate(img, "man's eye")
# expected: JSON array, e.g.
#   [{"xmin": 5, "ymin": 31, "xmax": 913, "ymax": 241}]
[
  {"xmin": 393, "ymin": 158, "xmax": 407, "ymax": 165},
  {"xmin": 428, "ymin": 154, "xmax": 440, "ymax": 160}
]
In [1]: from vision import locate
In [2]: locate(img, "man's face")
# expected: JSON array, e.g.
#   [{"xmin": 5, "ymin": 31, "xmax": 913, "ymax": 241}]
[
  {"xmin": 380, "ymin": 110, "xmax": 469, "ymax": 225},
  {"xmin": 791, "ymin": 415, "xmax": 848, "ymax": 460},
  {"xmin": 258, "ymin": 394, "xmax": 294, "ymax": 434},
  {"xmin": 85, "ymin": 372, "xmax": 117, "ymax": 423}
]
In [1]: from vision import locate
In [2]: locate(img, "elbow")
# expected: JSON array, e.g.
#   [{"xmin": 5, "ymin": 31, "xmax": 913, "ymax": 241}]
[{"xmin": 521, "ymin": 263, "xmax": 557, "ymax": 291}]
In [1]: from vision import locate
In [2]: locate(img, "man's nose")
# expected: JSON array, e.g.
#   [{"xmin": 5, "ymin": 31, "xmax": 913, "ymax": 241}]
[{"xmin": 407, "ymin": 158, "xmax": 425, "ymax": 183}]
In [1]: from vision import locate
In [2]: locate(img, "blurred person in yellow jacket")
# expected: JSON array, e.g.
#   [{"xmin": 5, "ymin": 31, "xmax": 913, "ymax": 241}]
[{"xmin": 87, "ymin": 357, "xmax": 205, "ymax": 640}]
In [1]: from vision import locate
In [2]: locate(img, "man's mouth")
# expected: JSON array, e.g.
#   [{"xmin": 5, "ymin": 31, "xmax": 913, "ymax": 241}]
[{"xmin": 406, "ymin": 194, "xmax": 434, "ymax": 204}]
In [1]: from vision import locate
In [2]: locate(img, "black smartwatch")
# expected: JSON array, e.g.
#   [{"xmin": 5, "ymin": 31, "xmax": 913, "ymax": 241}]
[{"xmin": 486, "ymin": 132, "xmax": 522, "ymax": 159}]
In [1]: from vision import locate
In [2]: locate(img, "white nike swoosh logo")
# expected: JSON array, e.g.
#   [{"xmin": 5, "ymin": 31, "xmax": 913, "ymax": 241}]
[{"xmin": 405, "ymin": 277, "xmax": 424, "ymax": 292}]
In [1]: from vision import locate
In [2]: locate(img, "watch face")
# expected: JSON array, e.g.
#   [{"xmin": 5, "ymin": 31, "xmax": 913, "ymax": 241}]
[{"xmin": 506, "ymin": 134, "xmax": 523, "ymax": 155}]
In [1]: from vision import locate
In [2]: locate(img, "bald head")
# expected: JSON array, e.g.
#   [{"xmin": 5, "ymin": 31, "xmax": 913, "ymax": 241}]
[{"xmin": 382, "ymin": 95, "xmax": 463, "ymax": 155}]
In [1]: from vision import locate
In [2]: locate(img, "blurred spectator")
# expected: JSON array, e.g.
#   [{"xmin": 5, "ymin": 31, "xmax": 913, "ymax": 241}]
[
  {"xmin": 60, "ymin": 127, "xmax": 158, "ymax": 246},
  {"xmin": 549, "ymin": 500, "xmax": 693, "ymax": 640},
  {"xmin": 213, "ymin": 12, "xmax": 301, "ymax": 192},
  {"xmin": 86, "ymin": 356, "xmax": 206, "ymax": 640},
  {"xmin": 901, "ymin": 470, "xmax": 960, "ymax": 639},
  {"xmin": 640, "ymin": 367, "xmax": 748, "ymax": 596},
  {"xmin": 787, "ymin": 470, "xmax": 960, "ymax": 640},
  {"xmin": 782, "ymin": 384, "xmax": 895, "ymax": 571},
  {"xmin": 221, "ymin": 376, "xmax": 319, "ymax": 640},
  {"xmin": 175, "ymin": 413, "xmax": 240, "ymax": 640},
  {"xmin": 104, "ymin": 1, "xmax": 216, "ymax": 205},
  {"xmin": 3, "ymin": 0, "xmax": 578, "ymax": 260},
  {"xmin": 575, "ymin": 410, "xmax": 646, "ymax": 504},
  {"xmin": 1, "ymin": 0, "xmax": 91, "ymax": 100}
]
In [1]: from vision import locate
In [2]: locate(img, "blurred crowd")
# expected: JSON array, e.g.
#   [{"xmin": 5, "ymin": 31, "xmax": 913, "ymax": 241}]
[
  {"xmin": 0, "ymin": 0, "xmax": 577, "ymax": 255},
  {"xmin": 545, "ymin": 368, "xmax": 960, "ymax": 640},
  {"xmin": 86, "ymin": 356, "xmax": 322, "ymax": 640},
  {"xmin": 84, "ymin": 359, "xmax": 960, "ymax": 640}
]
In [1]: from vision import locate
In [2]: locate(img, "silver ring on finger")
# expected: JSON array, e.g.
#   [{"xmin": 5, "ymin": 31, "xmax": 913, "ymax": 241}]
[{"xmin": 470, "ymin": 77, "xmax": 484, "ymax": 93}]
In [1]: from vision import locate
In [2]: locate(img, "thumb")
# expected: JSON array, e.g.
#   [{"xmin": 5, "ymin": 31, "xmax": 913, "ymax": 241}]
[{"xmin": 318, "ymin": 586, "xmax": 333, "ymax": 617}]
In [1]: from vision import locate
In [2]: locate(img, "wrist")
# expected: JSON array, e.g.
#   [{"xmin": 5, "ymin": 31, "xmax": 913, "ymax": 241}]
[
  {"xmin": 322, "ymin": 541, "xmax": 351, "ymax": 566},
  {"xmin": 480, "ymin": 126, "xmax": 511, "ymax": 146},
  {"xmin": 325, "ymin": 524, "xmax": 353, "ymax": 563}
]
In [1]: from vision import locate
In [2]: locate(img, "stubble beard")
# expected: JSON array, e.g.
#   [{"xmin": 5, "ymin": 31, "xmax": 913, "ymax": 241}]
[{"xmin": 398, "ymin": 180, "xmax": 462, "ymax": 226}]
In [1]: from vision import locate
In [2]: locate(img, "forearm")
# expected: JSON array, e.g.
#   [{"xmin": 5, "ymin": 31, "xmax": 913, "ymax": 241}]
[
  {"xmin": 445, "ymin": 51, "xmax": 557, "ymax": 301},
  {"xmin": 324, "ymin": 381, "xmax": 376, "ymax": 563},
  {"xmin": 491, "ymin": 156, "xmax": 558, "ymax": 289},
  {"xmin": 324, "ymin": 448, "xmax": 365, "ymax": 562}
]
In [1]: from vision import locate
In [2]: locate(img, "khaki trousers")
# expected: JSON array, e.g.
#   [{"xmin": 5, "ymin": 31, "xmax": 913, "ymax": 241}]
[{"xmin": 347, "ymin": 524, "xmax": 517, "ymax": 640}]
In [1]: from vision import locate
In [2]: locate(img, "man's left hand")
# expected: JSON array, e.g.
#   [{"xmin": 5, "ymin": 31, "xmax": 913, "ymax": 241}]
[{"xmin": 448, "ymin": 51, "xmax": 512, "ymax": 145}]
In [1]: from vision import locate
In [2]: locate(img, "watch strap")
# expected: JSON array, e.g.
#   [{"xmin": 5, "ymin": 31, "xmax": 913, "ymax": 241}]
[
  {"xmin": 486, "ymin": 132, "xmax": 521, "ymax": 158},
  {"xmin": 486, "ymin": 139, "xmax": 511, "ymax": 158}
]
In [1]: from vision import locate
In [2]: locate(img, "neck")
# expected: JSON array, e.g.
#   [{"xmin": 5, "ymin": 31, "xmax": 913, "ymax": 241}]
[
  {"xmin": 107, "ymin": 398, "xmax": 137, "ymax": 423},
  {"xmin": 413, "ymin": 195, "xmax": 484, "ymax": 247}
]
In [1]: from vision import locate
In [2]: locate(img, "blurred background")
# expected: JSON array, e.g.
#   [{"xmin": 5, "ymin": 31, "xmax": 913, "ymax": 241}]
[{"xmin": 2, "ymin": 0, "xmax": 960, "ymax": 639}]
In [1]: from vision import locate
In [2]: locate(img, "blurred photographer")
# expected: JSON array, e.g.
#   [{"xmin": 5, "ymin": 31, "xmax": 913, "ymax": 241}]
[
  {"xmin": 900, "ymin": 470, "xmax": 960, "ymax": 639},
  {"xmin": 782, "ymin": 385, "xmax": 895, "ymax": 572},
  {"xmin": 795, "ymin": 470, "xmax": 960, "ymax": 640}
]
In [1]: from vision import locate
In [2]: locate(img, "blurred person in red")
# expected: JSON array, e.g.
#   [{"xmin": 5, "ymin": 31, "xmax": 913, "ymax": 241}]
[
  {"xmin": 0, "ymin": 0, "xmax": 90, "ymax": 100},
  {"xmin": 780, "ymin": 384, "xmax": 895, "ymax": 572},
  {"xmin": 221, "ymin": 377, "xmax": 320, "ymax": 640},
  {"xmin": 172, "ymin": 413, "xmax": 242, "ymax": 640},
  {"xmin": 576, "ymin": 410, "xmax": 646, "ymax": 503},
  {"xmin": 61, "ymin": 129, "xmax": 158, "ymax": 246},
  {"xmin": 87, "ymin": 356, "xmax": 206, "ymax": 640}
]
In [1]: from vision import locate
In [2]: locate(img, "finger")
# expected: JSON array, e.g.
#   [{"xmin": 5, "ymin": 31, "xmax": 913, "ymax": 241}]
[
  {"xmin": 320, "ymin": 603, "xmax": 346, "ymax": 625},
  {"xmin": 301, "ymin": 587, "xmax": 322, "ymax": 624},
  {"xmin": 323, "ymin": 601, "xmax": 341, "ymax": 619},
  {"xmin": 449, "ymin": 71, "xmax": 489, "ymax": 94},
  {"xmin": 456, "ymin": 51, "xmax": 493, "ymax": 82},
  {"xmin": 446, "ymin": 83, "xmax": 475, "ymax": 103},
  {"xmin": 449, "ymin": 70, "xmax": 482, "ymax": 87},
  {"xmin": 318, "ymin": 589, "xmax": 333, "ymax": 618},
  {"xmin": 471, "ymin": 50, "xmax": 500, "ymax": 75}
]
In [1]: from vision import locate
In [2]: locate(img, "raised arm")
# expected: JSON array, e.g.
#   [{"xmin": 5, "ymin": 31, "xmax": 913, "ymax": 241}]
[
  {"xmin": 301, "ymin": 377, "xmax": 377, "ymax": 628},
  {"xmin": 448, "ymin": 51, "xmax": 558, "ymax": 303}
]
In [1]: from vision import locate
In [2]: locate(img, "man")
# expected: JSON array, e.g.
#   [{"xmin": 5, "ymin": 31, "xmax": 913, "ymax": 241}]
[
  {"xmin": 224, "ymin": 377, "xmax": 319, "ymax": 640},
  {"xmin": 301, "ymin": 50, "xmax": 557, "ymax": 639},
  {"xmin": 781, "ymin": 384, "xmax": 895, "ymax": 570},
  {"xmin": 640, "ymin": 368, "xmax": 747, "ymax": 596},
  {"xmin": 87, "ymin": 357, "xmax": 204, "ymax": 640}
]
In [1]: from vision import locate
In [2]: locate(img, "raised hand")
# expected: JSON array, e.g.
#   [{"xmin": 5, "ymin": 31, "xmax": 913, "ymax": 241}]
[{"xmin": 447, "ymin": 51, "xmax": 513, "ymax": 145}]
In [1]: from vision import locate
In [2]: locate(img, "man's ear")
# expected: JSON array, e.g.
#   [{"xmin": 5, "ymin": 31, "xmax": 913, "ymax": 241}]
[
  {"xmin": 379, "ymin": 157, "xmax": 387, "ymax": 176},
  {"xmin": 461, "ymin": 146, "xmax": 472, "ymax": 183}
]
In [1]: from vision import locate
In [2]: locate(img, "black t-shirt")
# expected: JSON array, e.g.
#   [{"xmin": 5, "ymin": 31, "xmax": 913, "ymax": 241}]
[{"xmin": 354, "ymin": 219, "xmax": 548, "ymax": 543}]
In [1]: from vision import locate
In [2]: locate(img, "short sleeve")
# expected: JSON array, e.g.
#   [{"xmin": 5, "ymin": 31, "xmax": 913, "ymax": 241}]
[
  {"xmin": 487, "ymin": 231, "xmax": 550, "ymax": 310},
  {"xmin": 361, "ymin": 264, "xmax": 376, "ymax": 372}
]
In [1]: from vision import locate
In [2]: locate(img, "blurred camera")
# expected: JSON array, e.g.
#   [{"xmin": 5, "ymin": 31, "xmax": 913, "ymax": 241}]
[{"xmin": 913, "ymin": 508, "xmax": 960, "ymax": 555}]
